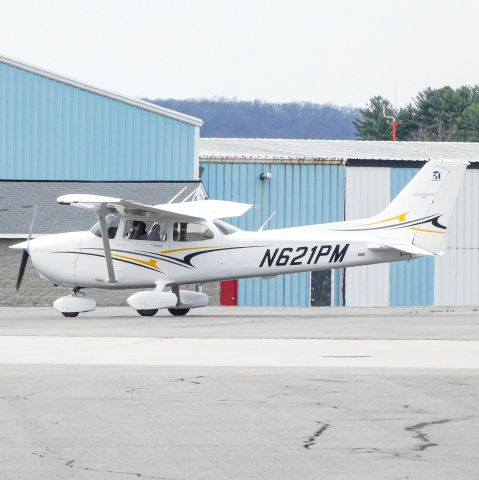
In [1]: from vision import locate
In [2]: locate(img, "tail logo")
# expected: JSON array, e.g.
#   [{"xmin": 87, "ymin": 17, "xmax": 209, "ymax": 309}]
[{"xmin": 432, "ymin": 171, "xmax": 441, "ymax": 181}]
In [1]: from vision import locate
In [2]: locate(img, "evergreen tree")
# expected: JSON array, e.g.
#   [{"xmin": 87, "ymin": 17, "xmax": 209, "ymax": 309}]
[
  {"xmin": 410, "ymin": 86, "xmax": 477, "ymax": 141},
  {"xmin": 457, "ymin": 103, "xmax": 479, "ymax": 141},
  {"xmin": 356, "ymin": 86, "xmax": 479, "ymax": 142},
  {"xmin": 353, "ymin": 96, "xmax": 416, "ymax": 141},
  {"xmin": 353, "ymin": 96, "xmax": 393, "ymax": 140}
]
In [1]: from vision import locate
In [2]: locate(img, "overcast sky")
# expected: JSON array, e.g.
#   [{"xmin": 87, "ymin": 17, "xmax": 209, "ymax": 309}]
[{"xmin": 1, "ymin": 0, "xmax": 478, "ymax": 107}]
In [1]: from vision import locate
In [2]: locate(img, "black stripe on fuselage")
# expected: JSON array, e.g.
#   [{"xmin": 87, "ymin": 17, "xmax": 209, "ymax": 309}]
[
  {"xmin": 84, "ymin": 245, "xmax": 266, "ymax": 269},
  {"xmin": 334, "ymin": 214, "xmax": 444, "ymax": 232},
  {"xmin": 180, "ymin": 246, "xmax": 265, "ymax": 267},
  {"xmin": 431, "ymin": 216, "xmax": 447, "ymax": 230},
  {"xmin": 55, "ymin": 251, "xmax": 163, "ymax": 273},
  {"xmin": 83, "ymin": 247, "xmax": 194, "ymax": 270}
]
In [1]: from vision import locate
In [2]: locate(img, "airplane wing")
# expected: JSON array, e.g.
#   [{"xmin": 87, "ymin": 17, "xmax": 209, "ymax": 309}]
[
  {"xmin": 57, "ymin": 194, "xmax": 252, "ymax": 221},
  {"xmin": 153, "ymin": 199, "xmax": 252, "ymax": 220}
]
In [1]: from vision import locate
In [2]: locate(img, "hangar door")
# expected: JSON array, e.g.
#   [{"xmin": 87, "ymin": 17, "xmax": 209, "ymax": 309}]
[
  {"xmin": 200, "ymin": 161, "xmax": 345, "ymax": 306},
  {"xmin": 311, "ymin": 269, "xmax": 344, "ymax": 306}
]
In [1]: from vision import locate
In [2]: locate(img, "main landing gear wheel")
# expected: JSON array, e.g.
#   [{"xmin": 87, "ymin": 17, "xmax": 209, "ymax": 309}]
[
  {"xmin": 168, "ymin": 308, "xmax": 190, "ymax": 316},
  {"xmin": 137, "ymin": 309, "xmax": 158, "ymax": 316},
  {"xmin": 62, "ymin": 312, "xmax": 79, "ymax": 318}
]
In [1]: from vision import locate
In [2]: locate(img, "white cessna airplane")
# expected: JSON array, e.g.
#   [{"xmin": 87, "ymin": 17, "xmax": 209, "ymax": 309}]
[{"xmin": 11, "ymin": 159, "xmax": 468, "ymax": 317}]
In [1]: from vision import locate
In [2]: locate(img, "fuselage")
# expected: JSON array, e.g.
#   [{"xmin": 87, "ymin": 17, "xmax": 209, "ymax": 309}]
[{"xmin": 24, "ymin": 217, "xmax": 410, "ymax": 290}]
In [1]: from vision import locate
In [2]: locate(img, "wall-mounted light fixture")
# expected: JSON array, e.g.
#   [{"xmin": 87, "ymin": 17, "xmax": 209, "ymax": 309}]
[{"xmin": 259, "ymin": 172, "xmax": 272, "ymax": 181}]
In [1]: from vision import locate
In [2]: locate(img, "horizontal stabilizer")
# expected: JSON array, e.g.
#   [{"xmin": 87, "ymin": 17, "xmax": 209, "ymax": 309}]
[{"xmin": 368, "ymin": 243, "xmax": 440, "ymax": 257}]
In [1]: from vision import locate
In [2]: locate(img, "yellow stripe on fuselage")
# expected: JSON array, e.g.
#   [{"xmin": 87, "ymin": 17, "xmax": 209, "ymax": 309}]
[
  {"xmin": 360, "ymin": 212, "xmax": 408, "ymax": 226},
  {"xmin": 112, "ymin": 254, "xmax": 160, "ymax": 269},
  {"xmin": 409, "ymin": 227, "xmax": 445, "ymax": 234}
]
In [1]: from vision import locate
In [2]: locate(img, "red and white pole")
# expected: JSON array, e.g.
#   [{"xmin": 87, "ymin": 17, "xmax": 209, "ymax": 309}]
[{"xmin": 383, "ymin": 105, "xmax": 398, "ymax": 141}]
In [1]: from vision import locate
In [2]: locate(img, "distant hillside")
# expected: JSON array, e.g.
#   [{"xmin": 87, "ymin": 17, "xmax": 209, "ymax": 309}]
[{"xmin": 145, "ymin": 98, "xmax": 359, "ymax": 139}]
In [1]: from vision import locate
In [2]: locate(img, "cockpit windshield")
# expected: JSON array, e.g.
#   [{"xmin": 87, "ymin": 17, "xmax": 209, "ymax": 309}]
[
  {"xmin": 90, "ymin": 214, "xmax": 120, "ymax": 239},
  {"xmin": 213, "ymin": 219, "xmax": 239, "ymax": 235}
]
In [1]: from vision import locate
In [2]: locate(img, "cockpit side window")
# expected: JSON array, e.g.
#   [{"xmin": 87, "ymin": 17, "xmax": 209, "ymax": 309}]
[
  {"xmin": 124, "ymin": 220, "xmax": 168, "ymax": 242},
  {"xmin": 173, "ymin": 222, "xmax": 214, "ymax": 242},
  {"xmin": 90, "ymin": 214, "xmax": 120, "ymax": 239},
  {"xmin": 147, "ymin": 222, "xmax": 168, "ymax": 242}
]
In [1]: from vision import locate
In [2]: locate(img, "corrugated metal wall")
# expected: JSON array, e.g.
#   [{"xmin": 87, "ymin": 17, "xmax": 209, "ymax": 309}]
[
  {"xmin": 200, "ymin": 162, "xmax": 345, "ymax": 306},
  {"xmin": 435, "ymin": 168, "xmax": 479, "ymax": 305},
  {"xmin": 344, "ymin": 166, "xmax": 390, "ymax": 306},
  {"xmin": 389, "ymin": 167, "xmax": 434, "ymax": 306},
  {"xmin": 0, "ymin": 61, "xmax": 197, "ymax": 180}
]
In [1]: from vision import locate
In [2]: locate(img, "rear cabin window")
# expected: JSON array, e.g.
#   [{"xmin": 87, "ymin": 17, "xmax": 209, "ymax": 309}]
[
  {"xmin": 124, "ymin": 220, "xmax": 168, "ymax": 241},
  {"xmin": 173, "ymin": 223, "xmax": 214, "ymax": 242}
]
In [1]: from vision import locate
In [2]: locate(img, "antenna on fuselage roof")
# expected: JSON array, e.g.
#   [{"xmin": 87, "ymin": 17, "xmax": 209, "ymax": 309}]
[
  {"xmin": 258, "ymin": 211, "xmax": 276, "ymax": 231},
  {"xmin": 167, "ymin": 186, "xmax": 187, "ymax": 204}
]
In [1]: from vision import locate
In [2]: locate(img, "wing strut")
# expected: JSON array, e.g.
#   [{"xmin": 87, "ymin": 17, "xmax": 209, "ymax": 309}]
[{"xmin": 97, "ymin": 206, "xmax": 117, "ymax": 284}]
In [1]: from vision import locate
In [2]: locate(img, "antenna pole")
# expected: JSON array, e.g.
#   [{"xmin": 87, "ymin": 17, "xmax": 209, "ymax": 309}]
[{"xmin": 382, "ymin": 105, "xmax": 397, "ymax": 141}]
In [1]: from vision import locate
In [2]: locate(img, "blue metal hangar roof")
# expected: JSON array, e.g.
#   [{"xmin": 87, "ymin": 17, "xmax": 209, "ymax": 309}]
[
  {"xmin": 0, "ymin": 54, "xmax": 203, "ymax": 181},
  {"xmin": 199, "ymin": 138, "xmax": 479, "ymax": 164}
]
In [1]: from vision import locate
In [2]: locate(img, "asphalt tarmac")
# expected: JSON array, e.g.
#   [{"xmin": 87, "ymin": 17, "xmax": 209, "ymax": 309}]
[{"xmin": 0, "ymin": 306, "xmax": 478, "ymax": 479}]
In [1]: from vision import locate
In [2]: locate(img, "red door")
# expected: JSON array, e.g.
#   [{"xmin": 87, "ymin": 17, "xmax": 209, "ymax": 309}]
[{"xmin": 220, "ymin": 280, "xmax": 238, "ymax": 306}]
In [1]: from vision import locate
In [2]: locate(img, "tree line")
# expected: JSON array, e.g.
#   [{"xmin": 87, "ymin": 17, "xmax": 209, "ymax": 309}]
[
  {"xmin": 146, "ymin": 97, "xmax": 358, "ymax": 139},
  {"xmin": 354, "ymin": 86, "xmax": 479, "ymax": 142},
  {"xmin": 147, "ymin": 86, "xmax": 479, "ymax": 142}
]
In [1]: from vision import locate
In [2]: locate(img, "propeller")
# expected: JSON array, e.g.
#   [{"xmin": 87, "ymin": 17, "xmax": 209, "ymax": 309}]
[{"xmin": 16, "ymin": 206, "xmax": 36, "ymax": 292}]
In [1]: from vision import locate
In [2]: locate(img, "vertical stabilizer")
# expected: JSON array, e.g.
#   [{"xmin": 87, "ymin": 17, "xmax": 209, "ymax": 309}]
[{"xmin": 348, "ymin": 160, "xmax": 469, "ymax": 254}]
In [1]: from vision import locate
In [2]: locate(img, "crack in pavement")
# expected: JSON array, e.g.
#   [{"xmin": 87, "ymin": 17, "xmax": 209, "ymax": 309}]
[
  {"xmin": 350, "ymin": 447, "xmax": 405, "ymax": 459},
  {"xmin": 31, "ymin": 447, "xmax": 173, "ymax": 479},
  {"xmin": 173, "ymin": 376, "xmax": 204, "ymax": 385},
  {"xmin": 303, "ymin": 422, "xmax": 330, "ymax": 449},
  {"xmin": 317, "ymin": 447, "xmax": 427, "ymax": 463},
  {"xmin": 0, "ymin": 392, "xmax": 36, "ymax": 401},
  {"xmin": 266, "ymin": 392, "xmax": 292, "ymax": 400},
  {"xmin": 314, "ymin": 400, "xmax": 342, "ymax": 409},
  {"xmin": 349, "ymin": 447, "xmax": 427, "ymax": 462},
  {"xmin": 405, "ymin": 418, "xmax": 451, "ymax": 451},
  {"xmin": 124, "ymin": 386, "xmax": 165, "ymax": 394}
]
